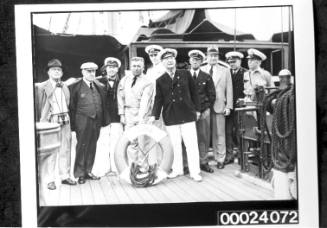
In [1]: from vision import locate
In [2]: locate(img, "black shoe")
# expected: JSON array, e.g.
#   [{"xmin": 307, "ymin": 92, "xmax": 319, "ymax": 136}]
[
  {"xmin": 85, "ymin": 173, "xmax": 100, "ymax": 180},
  {"xmin": 217, "ymin": 162, "xmax": 225, "ymax": 169},
  {"xmin": 62, "ymin": 178, "xmax": 77, "ymax": 185},
  {"xmin": 200, "ymin": 164, "xmax": 214, "ymax": 173},
  {"xmin": 183, "ymin": 167, "xmax": 189, "ymax": 175},
  {"xmin": 224, "ymin": 156, "xmax": 234, "ymax": 165},
  {"xmin": 47, "ymin": 181, "xmax": 56, "ymax": 190},
  {"xmin": 78, "ymin": 177, "xmax": 86, "ymax": 184}
]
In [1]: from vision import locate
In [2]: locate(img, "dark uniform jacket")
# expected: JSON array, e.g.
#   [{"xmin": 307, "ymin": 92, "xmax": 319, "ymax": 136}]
[
  {"xmin": 99, "ymin": 76, "xmax": 120, "ymax": 124},
  {"xmin": 152, "ymin": 69, "xmax": 200, "ymax": 126},
  {"xmin": 192, "ymin": 70, "xmax": 216, "ymax": 112},
  {"xmin": 69, "ymin": 78, "xmax": 108, "ymax": 131},
  {"xmin": 230, "ymin": 67, "xmax": 247, "ymax": 108}
]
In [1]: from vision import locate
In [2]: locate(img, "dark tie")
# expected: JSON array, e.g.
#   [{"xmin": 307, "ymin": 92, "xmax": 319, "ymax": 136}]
[
  {"xmin": 193, "ymin": 71, "xmax": 197, "ymax": 80},
  {"xmin": 56, "ymin": 81, "xmax": 63, "ymax": 88},
  {"xmin": 209, "ymin": 66, "xmax": 213, "ymax": 77},
  {"xmin": 90, "ymin": 82, "xmax": 93, "ymax": 90},
  {"xmin": 131, "ymin": 76, "xmax": 138, "ymax": 87}
]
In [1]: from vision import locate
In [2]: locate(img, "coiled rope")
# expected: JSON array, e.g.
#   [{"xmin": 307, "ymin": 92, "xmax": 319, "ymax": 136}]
[
  {"xmin": 271, "ymin": 85, "xmax": 296, "ymax": 171},
  {"xmin": 259, "ymin": 86, "xmax": 295, "ymax": 172},
  {"xmin": 130, "ymin": 162, "xmax": 158, "ymax": 187}
]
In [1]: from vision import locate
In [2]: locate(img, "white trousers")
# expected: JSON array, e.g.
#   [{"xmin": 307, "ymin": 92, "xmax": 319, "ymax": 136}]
[
  {"xmin": 166, "ymin": 121, "xmax": 201, "ymax": 177},
  {"xmin": 271, "ymin": 168, "xmax": 297, "ymax": 200},
  {"xmin": 92, "ymin": 123, "xmax": 123, "ymax": 176}
]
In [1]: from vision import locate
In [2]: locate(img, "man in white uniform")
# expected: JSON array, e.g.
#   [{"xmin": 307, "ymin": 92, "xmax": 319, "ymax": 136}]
[
  {"xmin": 145, "ymin": 45, "xmax": 166, "ymax": 83},
  {"xmin": 244, "ymin": 48, "xmax": 274, "ymax": 101}
]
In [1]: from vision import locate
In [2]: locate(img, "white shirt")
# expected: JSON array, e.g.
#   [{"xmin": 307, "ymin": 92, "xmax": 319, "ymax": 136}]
[
  {"xmin": 166, "ymin": 69, "xmax": 176, "ymax": 79},
  {"xmin": 190, "ymin": 69, "xmax": 200, "ymax": 78},
  {"xmin": 49, "ymin": 79, "xmax": 68, "ymax": 114},
  {"xmin": 83, "ymin": 78, "xmax": 93, "ymax": 88}
]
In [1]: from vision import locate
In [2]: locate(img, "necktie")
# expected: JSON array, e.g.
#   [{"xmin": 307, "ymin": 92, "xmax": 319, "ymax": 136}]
[
  {"xmin": 131, "ymin": 76, "xmax": 138, "ymax": 87},
  {"xmin": 209, "ymin": 66, "xmax": 213, "ymax": 77},
  {"xmin": 193, "ymin": 71, "xmax": 197, "ymax": 80},
  {"xmin": 90, "ymin": 82, "xmax": 93, "ymax": 90}
]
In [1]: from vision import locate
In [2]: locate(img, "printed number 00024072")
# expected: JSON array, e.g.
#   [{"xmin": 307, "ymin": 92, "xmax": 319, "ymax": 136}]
[{"xmin": 217, "ymin": 210, "xmax": 299, "ymax": 225}]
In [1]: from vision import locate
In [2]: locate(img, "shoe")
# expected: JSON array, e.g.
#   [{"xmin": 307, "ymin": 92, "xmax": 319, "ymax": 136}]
[
  {"xmin": 224, "ymin": 156, "xmax": 234, "ymax": 165},
  {"xmin": 191, "ymin": 174, "xmax": 202, "ymax": 182},
  {"xmin": 47, "ymin": 182, "xmax": 56, "ymax": 190},
  {"xmin": 62, "ymin": 178, "xmax": 77, "ymax": 185},
  {"xmin": 183, "ymin": 167, "xmax": 190, "ymax": 175},
  {"xmin": 85, "ymin": 173, "xmax": 100, "ymax": 180},
  {"xmin": 78, "ymin": 177, "xmax": 86, "ymax": 184},
  {"xmin": 217, "ymin": 162, "xmax": 225, "ymax": 169},
  {"xmin": 168, "ymin": 172, "xmax": 183, "ymax": 179},
  {"xmin": 200, "ymin": 164, "xmax": 214, "ymax": 173},
  {"xmin": 106, "ymin": 171, "xmax": 118, "ymax": 176}
]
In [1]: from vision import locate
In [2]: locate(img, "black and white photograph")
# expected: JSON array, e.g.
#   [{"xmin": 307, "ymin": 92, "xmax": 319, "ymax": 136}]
[{"xmin": 15, "ymin": 0, "xmax": 318, "ymax": 227}]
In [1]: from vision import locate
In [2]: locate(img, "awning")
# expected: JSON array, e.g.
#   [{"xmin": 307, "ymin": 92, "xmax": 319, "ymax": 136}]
[{"xmin": 33, "ymin": 25, "xmax": 126, "ymax": 82}]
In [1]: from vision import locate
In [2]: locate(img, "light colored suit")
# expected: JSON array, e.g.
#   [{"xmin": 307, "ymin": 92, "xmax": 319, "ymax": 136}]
[
  {"xmin": 117, "ymin": 73, "xmax": 154, "ymax": 164},
  {"xmin": 201, "ymin": 64, "xmax": 233, "ymax": 163},
  {"xmin": 35, "ymin": 80, "xmax": 72, "ymax": 182}
]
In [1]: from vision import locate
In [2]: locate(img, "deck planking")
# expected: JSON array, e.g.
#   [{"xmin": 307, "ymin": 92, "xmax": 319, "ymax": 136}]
[{"xmin": 40, "ymin": 164, "xmax": 274, "ymax": 206}]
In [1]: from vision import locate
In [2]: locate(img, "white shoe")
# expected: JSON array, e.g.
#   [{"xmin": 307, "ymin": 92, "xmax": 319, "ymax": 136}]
[
  {"xmin": 191, "ymin": 174, "xmax": 202, "ymax": 182},
  {"xmin": 168, "ymin": 172, "xmax": 182, "ymax": 179},
  {"xmin": 153, "ymin": 169, "xmax": 168, "ymax": 185}
]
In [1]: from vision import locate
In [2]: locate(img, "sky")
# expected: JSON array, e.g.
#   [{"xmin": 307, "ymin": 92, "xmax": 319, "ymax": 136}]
[{"xmin": 33, "ymin": 6, "xmax": 292, "ymax": 44}]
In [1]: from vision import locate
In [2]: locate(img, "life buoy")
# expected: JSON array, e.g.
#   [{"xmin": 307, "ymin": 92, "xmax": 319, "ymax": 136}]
[{"xmin": 114, "ymin": 124, "xmax": 173, "ymax": 186}]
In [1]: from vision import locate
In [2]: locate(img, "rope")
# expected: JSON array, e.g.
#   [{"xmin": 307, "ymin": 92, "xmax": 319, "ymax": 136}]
[
  {"xmin": 130, "ymin": 162, "xmax": 158, "ymax": 187},
  {"xmin": 260, "ymin": 89, "xmax": 281, "ymax": 171},
  {"xmin": 258, "ymin": 86, "xmax": 295, "ymax": 172},
  {"xmin": 271, "ymin": 85, "xmax": 296, "ymax": 171}
]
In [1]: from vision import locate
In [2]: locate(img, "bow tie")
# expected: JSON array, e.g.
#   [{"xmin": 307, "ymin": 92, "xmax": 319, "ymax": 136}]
[
  {"xmin": 56, "ymin": 81, "xmax": 63, "ymax": 88},
  {"xmin": 108, "ymin": 78, "xmax": 116, "ymax": 82}
]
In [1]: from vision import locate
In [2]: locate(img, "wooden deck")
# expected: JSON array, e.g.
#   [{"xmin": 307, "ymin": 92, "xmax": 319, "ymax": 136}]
[{"xmin": 41, "ymin": 164, "xmax": 273, "ymax": 206}]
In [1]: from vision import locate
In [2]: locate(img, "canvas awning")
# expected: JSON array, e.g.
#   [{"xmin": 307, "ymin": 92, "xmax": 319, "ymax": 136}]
[
  {"xmin": 33, "ymin": 25, "xmax": 126, "ymax": 82},
  {"xmin": 136, "ymin": 9, "xmax": 255, "ymax": 42}
]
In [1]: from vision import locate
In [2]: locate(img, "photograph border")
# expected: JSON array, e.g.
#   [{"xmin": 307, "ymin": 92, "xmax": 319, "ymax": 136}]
[{"xmin": 15, "ymin": 0, "xmax": 318, "ymax": 227}]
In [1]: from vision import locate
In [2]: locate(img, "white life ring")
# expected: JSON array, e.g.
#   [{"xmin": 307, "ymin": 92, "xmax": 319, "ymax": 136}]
[{"xmin": 114, "ymin": 124, "xmax": 173, "ymax": 185}]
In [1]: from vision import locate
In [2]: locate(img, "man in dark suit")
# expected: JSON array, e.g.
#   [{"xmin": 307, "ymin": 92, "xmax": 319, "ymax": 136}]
[
  {"xmin": 149, "ymin": 48, "xmax": 202, "ymax": 182},
  {"xmin": 225, "ymin": 51, "xmax": 247, "ymax": 164},
  {"xmin": 69, "ymin": 62, "xmax": 108, "ymax": 184},
  {"xmin": 188, "ymin": 50, "xmax": 216, "ymax": 173}
]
